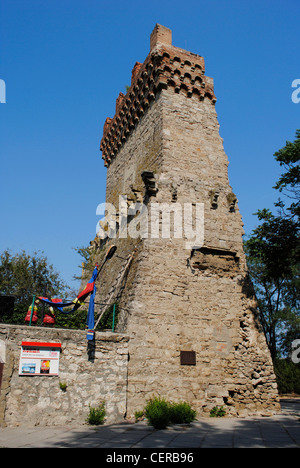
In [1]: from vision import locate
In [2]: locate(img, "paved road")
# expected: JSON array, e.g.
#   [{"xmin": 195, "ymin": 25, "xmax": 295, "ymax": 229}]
[{"xmin": 0, "ymin": 399, "xmax": 299, "ymax": 449}]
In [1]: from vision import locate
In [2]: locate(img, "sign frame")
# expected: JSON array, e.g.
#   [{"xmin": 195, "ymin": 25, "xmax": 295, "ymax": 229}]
[{"xmin": 19, "ymin": 341, "xmax": 61, "ymax": 376}]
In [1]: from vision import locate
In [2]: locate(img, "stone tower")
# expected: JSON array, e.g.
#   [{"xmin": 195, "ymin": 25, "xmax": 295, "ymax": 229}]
[{"xmin": 93, "ymin": 25, "xmax": 280, "ymax": 418}]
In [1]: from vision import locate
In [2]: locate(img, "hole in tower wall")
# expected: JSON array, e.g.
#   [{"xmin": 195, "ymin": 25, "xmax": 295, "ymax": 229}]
[
  {"xmin": 180, "ymin": 351, "xmax": 196, "ymax": 366},
  {"xmin": 190, "ymin": 247, "xmax": 240, "ymax": 275}
]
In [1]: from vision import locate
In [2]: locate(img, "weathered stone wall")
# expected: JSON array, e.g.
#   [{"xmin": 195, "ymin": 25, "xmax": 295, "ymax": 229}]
[
  {"xmin": 122, "ymin": 238, "xmax": 280, "ymax": 418},
  {"xmin": 91, "ymin": 24, "xmax": 281, "ymax": 419},
  {"xmin": 0, "ymin": 324, "xmax": 129, "ymax": 427}
]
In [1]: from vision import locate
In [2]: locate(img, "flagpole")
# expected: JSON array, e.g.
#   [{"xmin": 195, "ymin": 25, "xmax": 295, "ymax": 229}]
[{"xmin": 112, "ymin": 303, "xmax": 116, "ymax": 332}]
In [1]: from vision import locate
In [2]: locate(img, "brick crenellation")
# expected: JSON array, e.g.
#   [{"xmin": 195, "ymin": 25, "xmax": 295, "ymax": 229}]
[{"xmin": 100, "ymin": 25, "xmax": 216, "ymax": 167}]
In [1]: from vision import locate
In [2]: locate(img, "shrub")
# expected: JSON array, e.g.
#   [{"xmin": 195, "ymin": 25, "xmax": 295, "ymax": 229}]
[
  {"xmin": 144, "ymin": 397, "xmax": 197, "ymax": 429},
  {"xmin": 209, "ymin": 405, "xmax": 226, "ymax": 418},
  {"xmin": 96, "ymin": 303, "xmax": 120, "ymax": 331},
  {"xmin": 144, "ymin": 397, "xmax": 171, "ymax": 429},
  {"xmin": 86, "ymin": 402, "xmax": 106, "ymax": 425},
  {"xmin": 59, "ymin": 381, "xmax": 67, "ymax": 392},
  {"xmin": 134, "ymin": 410, "xmax": 145, "ymax": 422},
  {"xmin": 169, "ymin": 401, "xmax": 196, "ymax": 424}
]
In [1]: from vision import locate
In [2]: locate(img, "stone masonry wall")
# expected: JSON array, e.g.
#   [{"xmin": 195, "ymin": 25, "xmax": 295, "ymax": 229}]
[
  {"xmin": 124, "ymin": 88, "xmax": 279, "ymax": 418},
  {"xmin": 92, "ymin": 88, "xmax": 281, "ymax": 418},
  {"xmin": 91, "ymin": 83, "xmax": 165, "ymax": 326},
  {"xmin": 0, "ymin": 324, "xmax": 129, "ymax": 427}
]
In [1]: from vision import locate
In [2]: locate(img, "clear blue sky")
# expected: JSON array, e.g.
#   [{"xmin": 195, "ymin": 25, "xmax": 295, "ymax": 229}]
[{"xmin": 0, "ymin": 0, "xmax": 299, "ymax": 291}]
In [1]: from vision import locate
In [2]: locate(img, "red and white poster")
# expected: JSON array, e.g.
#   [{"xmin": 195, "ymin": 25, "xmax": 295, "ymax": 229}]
[{"xmin": 19, "ymin": 341, "xmax": 61, "ymax": 376}]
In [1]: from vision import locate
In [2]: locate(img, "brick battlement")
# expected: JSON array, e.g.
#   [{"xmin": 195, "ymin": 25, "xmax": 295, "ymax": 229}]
[{"xmin": 100, "ymin": 25, "xmax": 217, "ymax": 167}]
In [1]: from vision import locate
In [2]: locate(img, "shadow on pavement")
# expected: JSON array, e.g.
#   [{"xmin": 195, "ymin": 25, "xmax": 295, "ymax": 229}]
[
  {"xmin": 43, "ymin": 399, "xmax": 300, "ymax": 449},
  {"xmin": 1, "ymin": 398, "xmax": 299, "ymax": 448}
]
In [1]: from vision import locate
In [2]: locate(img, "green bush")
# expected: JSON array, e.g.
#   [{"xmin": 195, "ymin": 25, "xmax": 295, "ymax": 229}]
[
  {"xmin": 144, "ymin": 397, "xmax": 196, "ymax": 429},
  {"xmin": 96, "ymin": 303, "xmax": 119, "ymax": 330},
  {"xmin": 144, "ymin": 397, "xmax": 171, "ymax": 429},
  {"xmin": 209, "ymin": 406, "xmax": 226, "ymax": 418},
  {"xmin": 134, "ymin": 410, "xmax": 145, "ymax": 422},
  {"xmin": 169, "ymin": 401, "xmax": 196, "ymax": 424},
  {"xmin": 86, "ymin": 402, "xmax": 106, "ymax": 425}
]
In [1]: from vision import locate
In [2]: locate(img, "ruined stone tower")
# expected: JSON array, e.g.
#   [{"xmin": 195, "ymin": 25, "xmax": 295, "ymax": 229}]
[{"xmin": 93, "ymin": 25, "xmax": 280, "ymax": 418}]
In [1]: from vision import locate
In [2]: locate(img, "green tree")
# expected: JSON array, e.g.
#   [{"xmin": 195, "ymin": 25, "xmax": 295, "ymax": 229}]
[
  {"xmin": 245, "ymin": 210, "xmax": 299, "ymax": 359},
  {"xmin": 245, "ymin": 130, "xmax": 300, "ymax": 359},
  {"xmin": 0, "ymin": 249, "xmax": 70, "ymax": 323},
  {"xmin": 273, "ymin": 129, "xmax": 300, "ymax": 220},
  {"xmin": 72, "ymin": 244, "xmax": 95, "ymax": 281}
]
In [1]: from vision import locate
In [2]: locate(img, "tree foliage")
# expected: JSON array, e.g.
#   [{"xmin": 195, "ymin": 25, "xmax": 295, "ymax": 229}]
[
  {"xmin": 245, "ymin": 130, "xmax": 300, "ymax": 360},
  {"xmin": 245, "ymin": 211, "xmax": 299, "ymax": 359},
  {"xmin": 72, "ymin": 245, "xmax": 95, "ymax": 281},
  {"xmin": 0, "ymin": 249, "xmax": 69, "ymax": 303},
  {"xmin": 0, "ymin": 249, "xmax": 70, "ymax": 324},
  {"xmin": 273, "ymin": 129, "xmax": 300, "ymax": 220}
]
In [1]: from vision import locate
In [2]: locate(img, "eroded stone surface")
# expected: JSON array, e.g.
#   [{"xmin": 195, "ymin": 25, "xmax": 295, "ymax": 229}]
[{"xmin": 92, "ymin": 25, "xmax": 281, "ymax": 418}]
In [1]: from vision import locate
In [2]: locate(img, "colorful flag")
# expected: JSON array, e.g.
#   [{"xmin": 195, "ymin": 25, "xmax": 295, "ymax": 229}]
[
  {"xmin": 86, "ymin": 285, "xmax": 96, "ymax": 340},
  {"xmin": 77, "ymin": 266, "xmax": 98, "ymax": 302},
  {"xmin": 37, "ymin": 265, "xmax": 99, "ymax": 314}
]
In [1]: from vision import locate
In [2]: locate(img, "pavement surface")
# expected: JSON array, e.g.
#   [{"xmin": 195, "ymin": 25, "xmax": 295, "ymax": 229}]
[{"xmin": 0, "ymin": 399, "xmax": 300, "ymax": 449}]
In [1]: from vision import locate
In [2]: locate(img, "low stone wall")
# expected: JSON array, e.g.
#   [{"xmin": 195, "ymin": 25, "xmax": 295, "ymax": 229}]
[{"xmin": 0, "ymin": 324, "xmax": 129, "ymax": 427}]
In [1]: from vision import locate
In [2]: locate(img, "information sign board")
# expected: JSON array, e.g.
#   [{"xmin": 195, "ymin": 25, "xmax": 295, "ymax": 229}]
[{"xmin": 19, "ymin": 341, "xmax": 61, "ymax": 376}]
